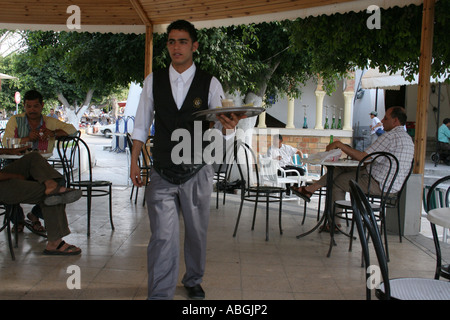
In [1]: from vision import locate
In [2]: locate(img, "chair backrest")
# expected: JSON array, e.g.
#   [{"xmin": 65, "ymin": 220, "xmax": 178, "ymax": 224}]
[
  {"xmin": 57, "ymin": 136, "xmax": 94, "ymax": 186},
  {"xmin": 0, "ymin": 128, "xmax": 4, "ymax": 148},
  {"xmin": 234, "ymin": 140, "xmax": 258, "ymax": 190},
  {"xmin": 126, "ymin": 134, "xmax": 153, "ymax": 168},
  {"xmin": 293, "ymin": 153, "xmax": 308, "ymax": 175},
  {"xmin": 259, "ymin": 154, "xmax": 280, "ymax": 186},
  {"xmin": 356, "ymin": 151, "xmax": 399, "ymax": 208},
  {"xmin": 349, "ymin": 179, "xmax": 391, "ymax": 300},
  {"xmin": 425, "ymin": 175, "xmax": 450, "ymax": 212},
  {"xmin": 142, "ymin": 135, "xmax": 153, "ymax": 168}
]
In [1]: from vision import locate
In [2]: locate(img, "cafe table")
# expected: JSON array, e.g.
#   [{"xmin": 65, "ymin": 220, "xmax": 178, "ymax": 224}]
[
  {"xmin": 0, "ymin": 151, "xmax": 53, "ymax": 160},
  {"xmin": 296, "ymin": 158, "xmax": 359, "ymax": 257}
]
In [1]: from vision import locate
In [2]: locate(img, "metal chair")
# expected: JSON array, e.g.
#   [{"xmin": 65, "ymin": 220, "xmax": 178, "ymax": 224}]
[
  {"xmin": 214, "ymin": 162, "xmax": 234, "ymax": 209},
  {"xmin": 371, "ymin": 158, "xmax": 414, "ymax": 243},
  {"xmin": 334, "ymin": 152, "xmax": 399, "ymax": 261},
  {"xmin": 232, "ymin": 141, "xmax": 285, "ymax": 241},
  {"xmin": 349, "ymin": 179, "xmax": 450, "ymax": 300},
  {"xmin": 0, "ymin": 203, "xmax": 19, "ymax": 260},
  {"xmin": 127, "ymin": 134, "xmax": 152, "ymax": 206},
  {"xmin": 425, "ymin": 175, "xmax": 450, "ymax": 280},
  {"xmin": 57, "ymin": 136, "xmax": 114, "ymax": 236}
]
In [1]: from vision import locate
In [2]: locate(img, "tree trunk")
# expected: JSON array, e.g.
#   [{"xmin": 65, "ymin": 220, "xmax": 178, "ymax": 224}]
[{"xmin": 57, "ymin": 89, "xmax": 94, "ymax": 130}]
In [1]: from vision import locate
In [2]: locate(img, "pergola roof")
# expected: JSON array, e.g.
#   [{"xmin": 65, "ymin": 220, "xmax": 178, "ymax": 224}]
[{"xmin": 0, "ymin": 0, "xmax": 422, "ymax": 34}]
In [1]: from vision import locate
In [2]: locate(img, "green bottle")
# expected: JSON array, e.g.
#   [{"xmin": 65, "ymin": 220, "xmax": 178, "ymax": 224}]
[{"xmin": 330, "ymin": 135, "xmax": 334, "ymax": 144}]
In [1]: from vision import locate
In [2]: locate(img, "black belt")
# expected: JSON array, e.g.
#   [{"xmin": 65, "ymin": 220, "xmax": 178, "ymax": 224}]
[{"xmin": 154, "ymin": 163, "xmax": 205, "ymax": 185}]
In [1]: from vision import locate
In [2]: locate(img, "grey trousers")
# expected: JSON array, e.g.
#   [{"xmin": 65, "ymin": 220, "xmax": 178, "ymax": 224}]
[
  {"xmin": 0, "ymin": 152, "xmax": 70, "ymax": 241},
  {"xmin": 145, "ymin": 165, "xmax": 214, "ymax": 300},
  {"xmin": 316, "ymin": 166, "xmax": 382, "ymax": 204}
]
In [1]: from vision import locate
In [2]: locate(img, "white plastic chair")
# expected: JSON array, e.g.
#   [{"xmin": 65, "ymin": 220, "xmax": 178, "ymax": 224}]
[{"xmin": 259, "ymin": 155, "xmax": 301, "ymax": 190}]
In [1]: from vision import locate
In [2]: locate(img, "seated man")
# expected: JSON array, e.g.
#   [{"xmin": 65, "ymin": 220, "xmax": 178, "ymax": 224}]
[
  {"xmin": 291, "ymin": 106, "xmax": 414, "ymax": 219},
  {"xmin": 2, "ymin": 90, "xmax": 78, "ymax": 233},
  {"xmin": 267, "ymin": 134, "xmax": 305, "ymax": 195},
  {"xmin": 438, "ymin": 118, "xmax": 450, "ymax": 152},
  {"xmin": 0, "ymin": 149, "xmax": 82, "ymax": 255}
]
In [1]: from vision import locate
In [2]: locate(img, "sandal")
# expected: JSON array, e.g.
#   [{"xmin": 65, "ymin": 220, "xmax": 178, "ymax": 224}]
[
  {"xmin": 26, "ymin": 213, "xmax": 46, "ymax": 232},
  {"xmin": 44, "ymin": 185, "xmax": 82, "ymax": 206},
  {"xmin": 12, "ymin": 223, "xmax": 24, "ymax": 233},
  {"xmin": 24, "ymin": 220, "xmax": 47, "ymax": 237},
  {"xmin": 291, "ymin": 186, "xmax": 313, "ymax": 202},
  {"xmin": 43, "ymin": 240, "xmax": 81, "ymax": 256}
]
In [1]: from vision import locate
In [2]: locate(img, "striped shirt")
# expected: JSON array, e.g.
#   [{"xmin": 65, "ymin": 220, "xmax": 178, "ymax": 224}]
[
  {"xmin": 2, "ymin": 113, "xmax": 77, "ymax": 153},
  {"xmin": 365, "ymin": 125, "xmax": 414, "ymax": 193}
]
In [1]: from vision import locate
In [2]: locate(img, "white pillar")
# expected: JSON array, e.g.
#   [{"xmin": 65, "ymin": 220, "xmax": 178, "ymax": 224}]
[
  {"xmin": 258, "ymin": 111, "xmax": 267, "ymax": 128},
  {"xmin": 314, "ymin": 90, "xmax": 326, "ymax": 129},
  {"xmin": 286, "ymin": 97, "xmax": 295, "ymax": 128},
  {"xmin": 343, "ymin": 91, "xmax": 354, "ymax": 130}
]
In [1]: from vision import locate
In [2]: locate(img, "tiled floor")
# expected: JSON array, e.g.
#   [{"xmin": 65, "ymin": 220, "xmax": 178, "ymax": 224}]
[
  {"xmin": 0, "ymin": 189, "xmax": 444, "ymax": 300},
  {"xmin": 0, "ymin": 134, "xmax": 448, "ymax": 300}
]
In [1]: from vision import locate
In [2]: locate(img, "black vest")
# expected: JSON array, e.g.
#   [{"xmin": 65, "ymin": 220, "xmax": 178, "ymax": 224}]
[{"xmin": 152, "ymin": 67, "xmax": 212, "ymax": 184}]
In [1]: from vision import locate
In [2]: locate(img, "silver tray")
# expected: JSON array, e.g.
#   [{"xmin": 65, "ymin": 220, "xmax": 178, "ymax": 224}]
[{"xmin": 193, "ymin": 107, "xmax": 265, "ymax": 121}]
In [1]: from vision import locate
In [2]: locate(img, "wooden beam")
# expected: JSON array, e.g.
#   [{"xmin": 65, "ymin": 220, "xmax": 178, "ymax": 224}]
[
  {"xmin": 413, "ymin": 0, "xmax": 435, "ymax": 175},
  {"xmin": 129, "ymin": 0, "xmax": 153, "ymax": 76},
  {"xmin": 145, "ymin": 24, "xmax": 153, "ymax": 77},
  {"xmin": 129, "ymin": 0, "xmax": 152, "ymax": 26}
]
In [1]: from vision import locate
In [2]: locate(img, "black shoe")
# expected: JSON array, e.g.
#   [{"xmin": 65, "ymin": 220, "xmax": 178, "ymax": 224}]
[{"xmin": 185, "ymin": 284, "xmax": 205, "ymax": 300}]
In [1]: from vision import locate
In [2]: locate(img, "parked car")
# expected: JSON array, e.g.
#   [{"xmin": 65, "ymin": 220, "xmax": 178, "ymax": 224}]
[{"xmin": 99, "ymin": 123, "xmax": 117, "ymax": 138}]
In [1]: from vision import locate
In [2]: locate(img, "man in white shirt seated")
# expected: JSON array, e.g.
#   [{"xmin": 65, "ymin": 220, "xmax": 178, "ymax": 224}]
[{"xmin": 267, "ymin": 134, "xmax": 305, "ymax": 195}]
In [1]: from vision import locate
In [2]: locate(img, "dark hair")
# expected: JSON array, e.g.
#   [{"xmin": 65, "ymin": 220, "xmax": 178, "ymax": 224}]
[
  {"xmin": 443, "ymin": 118, "xmax": 450, "ymax": 125},
  {"xmin": 389, "ymin": 106, "xmax": 407, "ymax": 125},
  {"xmin": 273, "ymin": 134, "xmax": 283, "ymax": 142},
  {"xmin": 24, "ymin": 90, "xmax": 43, "ymax": 104},
  {"xmin": 167, "ymin": 20, "xmax": 198, "ymax": 43}
]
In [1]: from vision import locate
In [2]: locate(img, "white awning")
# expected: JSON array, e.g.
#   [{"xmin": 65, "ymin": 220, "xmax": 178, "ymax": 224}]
[
  {"xmin": 361, "ymin": 67, "xmax": 448, "ymax": 90},
  {"xmin": 0, "ymin": 73, "xmax": 17, "ymax": 80}
]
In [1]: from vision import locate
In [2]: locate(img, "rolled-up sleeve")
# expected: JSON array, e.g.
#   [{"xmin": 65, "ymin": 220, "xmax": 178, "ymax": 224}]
[{"xmin": 132, "ymin": 74, "xmax": 154, "ymax": 143}]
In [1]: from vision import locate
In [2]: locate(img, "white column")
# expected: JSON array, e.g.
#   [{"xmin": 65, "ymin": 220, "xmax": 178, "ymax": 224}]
[
  {"xmin": 258, "ymin": 111, "xmax": 267, "ymax": 128},
  {"xmin": 286, "ymin": 97, "xmax": 295, "ymax": 128},
  {"xmin": 343, "ymin": 91, "xmax": 354, "ymax": 130},
  {"xmin": 314, "ymin": 90, "xmax": 326, "ymax": 129}
]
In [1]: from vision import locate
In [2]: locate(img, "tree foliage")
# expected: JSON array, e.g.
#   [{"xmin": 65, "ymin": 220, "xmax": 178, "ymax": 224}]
[
  {"xmin": 1, "ymin": 1, "xmax": 449, "ymax": 115},
  {"xmin": 290, "ymin": 2, "xmax": 450, "ymax": 89}
]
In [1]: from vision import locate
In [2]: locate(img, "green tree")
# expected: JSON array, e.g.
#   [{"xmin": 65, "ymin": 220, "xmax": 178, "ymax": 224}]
[
  {"xmin": 290, "ymin": 2, "xmax": 450, "ymax": 87},
  {"xmin": 4, "ymin": 30, "xmax": 145, "ymax": 126}
]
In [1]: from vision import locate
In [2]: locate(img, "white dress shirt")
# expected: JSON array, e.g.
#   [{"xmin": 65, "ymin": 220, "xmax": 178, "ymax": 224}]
[{"xmin": 132, "ymin": 63, "xmax": 225, "ymax": 143}]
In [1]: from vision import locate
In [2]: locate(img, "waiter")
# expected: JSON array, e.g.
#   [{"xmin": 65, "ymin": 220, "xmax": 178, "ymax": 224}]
[{"xmin": 130, "ymin": 20, "xmax": 245, "ymax": 300}]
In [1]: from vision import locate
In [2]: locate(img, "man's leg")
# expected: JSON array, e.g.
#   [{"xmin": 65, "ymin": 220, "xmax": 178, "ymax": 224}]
[
  {"xmin": 0, "ymin": 179, "xmax": 70, "ymax": 240},
  {"xmin": 145, "ymin": 170, "xmax": 181, "ymax": 300},
  {"xmin": 1, "ymin": 152, "xmax": 63, "ymax": 183},
  {"xmin": 179, "ymin": 165, "xmax": 214, "ymax": 289}
]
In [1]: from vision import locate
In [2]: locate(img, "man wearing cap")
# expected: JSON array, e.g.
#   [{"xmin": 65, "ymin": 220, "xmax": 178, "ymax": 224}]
[
  {"xmin": 370, "ymin": 111, "xmax": 383, "ymax": 144},
  {"xmin": 438, "ymin": 118, "xmax": 450, "ymax": 151}
]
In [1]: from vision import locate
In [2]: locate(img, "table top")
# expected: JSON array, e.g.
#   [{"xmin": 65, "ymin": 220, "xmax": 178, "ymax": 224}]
[
  {"xmin": 427, "ymin": 207, "xmax": 450, "ymax": 228},
  {"xmin": 302, "ymin": 158, "xmax": 359, "ymax": 167},
  {"xmin": 0, "ymin": 151, "xmax": 53, "ymax": 160}
]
